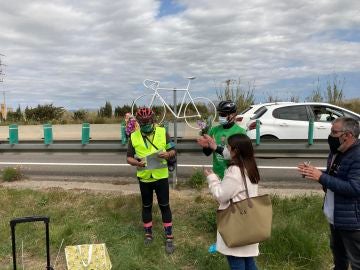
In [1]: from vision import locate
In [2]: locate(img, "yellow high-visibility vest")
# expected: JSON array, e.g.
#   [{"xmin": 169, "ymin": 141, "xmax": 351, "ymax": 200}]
[{"xmin": 131, "ymin": 127, "xmax": 168, "ymax": 181}]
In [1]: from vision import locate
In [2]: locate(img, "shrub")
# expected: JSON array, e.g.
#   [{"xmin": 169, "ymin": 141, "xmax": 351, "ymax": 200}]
[
  {"xmin": 93, "ymin": 117, "xmax": 106, "ymax": 124},
  {"xmin": 24, "ymin": 104, "xmax": 65, "ymax": 123},
  {"xmin": 188, "ymin": 169, "xmax": 206, "ymax": 190},
  {"xmin": 73, "ymin": 110, "xmax": 88, "ymax": 121},
  {"xmin": 2, "ymin": 167, "xmax": 22, "ymax": 182},
  {"xmin": 98, "ymin": 101, "xmax": 112, "ymax": 118}
]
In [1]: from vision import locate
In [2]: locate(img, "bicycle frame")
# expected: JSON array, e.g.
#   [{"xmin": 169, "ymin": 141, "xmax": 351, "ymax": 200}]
[{"xmin": 144, "ymin": 78, "xmax": 202, "ymax": 119}]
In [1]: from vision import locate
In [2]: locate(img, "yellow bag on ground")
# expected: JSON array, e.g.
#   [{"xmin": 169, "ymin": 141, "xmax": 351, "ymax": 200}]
[{"xmin": 65, "ymin": 243, "xmax": 112, "ymax": 270}]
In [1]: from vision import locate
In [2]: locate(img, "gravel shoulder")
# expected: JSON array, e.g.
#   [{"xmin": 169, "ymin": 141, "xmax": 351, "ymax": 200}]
[{"xmin": 0, "ymin": 177, "xmax": 323, "ymax": 198}]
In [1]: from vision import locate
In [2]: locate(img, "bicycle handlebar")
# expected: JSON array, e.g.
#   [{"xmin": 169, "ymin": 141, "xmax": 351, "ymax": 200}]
[
  {"xmin": 143, "ymin": 79, "xmax": 160, "ymax": 90},
  {"xmin": 143, "ymin": 77, "xmax": 196, "ymax": 91}
]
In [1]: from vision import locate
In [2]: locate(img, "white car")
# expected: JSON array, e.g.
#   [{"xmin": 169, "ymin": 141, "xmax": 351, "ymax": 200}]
[
  {"xmin": 246, "ymin": 102, "xmax": 360, "ymax": 140},
  {"xmin": 236, "ymin": 102, "xmax": 294, "ymax": 129}
]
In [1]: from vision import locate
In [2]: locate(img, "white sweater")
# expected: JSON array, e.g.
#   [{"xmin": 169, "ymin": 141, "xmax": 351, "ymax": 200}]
[{"xmin": 207, "ymin": 165, "xmax": 259, "ymax": 257}]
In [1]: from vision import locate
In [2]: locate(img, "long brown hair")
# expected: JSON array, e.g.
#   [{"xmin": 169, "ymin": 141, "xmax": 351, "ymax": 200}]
[{"xmin": 227, "ymin": 133, "xmax": 260, "ymax": 184}]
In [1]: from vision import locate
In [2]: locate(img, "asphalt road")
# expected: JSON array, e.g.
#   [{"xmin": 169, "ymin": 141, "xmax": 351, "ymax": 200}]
[{"xmin": 0, "ymin": 152, "xmax": 326, "ymax": 189}]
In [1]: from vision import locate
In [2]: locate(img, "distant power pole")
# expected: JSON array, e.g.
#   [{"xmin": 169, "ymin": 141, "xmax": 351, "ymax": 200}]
[
  {"xmin": 0, "ymin": 53, "xmax": 4, "ymax": 83},
  {"xmin": 0, "ymin": 53, "xmax": 7, "ymax": 120}
]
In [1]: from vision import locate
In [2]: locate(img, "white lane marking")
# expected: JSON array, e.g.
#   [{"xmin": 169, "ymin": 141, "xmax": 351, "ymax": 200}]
[
  {"xmin": 259, "ymin": 166, "xmax": 326, "ymax": 170},
  {"xmin": 0, "ymin": 162, "xmax": 123, "ymax": 166},
  {"xmin": 0, "ymin": 162, "xmax": 326, "ymax": 170}
]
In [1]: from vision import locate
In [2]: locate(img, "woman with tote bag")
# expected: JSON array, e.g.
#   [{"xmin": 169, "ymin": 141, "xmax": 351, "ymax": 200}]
[{"xmin": 204, "ymin": 133, "xmax": 262, "ymax": 270}]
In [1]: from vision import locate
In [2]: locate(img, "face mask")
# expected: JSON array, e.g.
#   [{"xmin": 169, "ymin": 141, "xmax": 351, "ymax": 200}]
[
  {"xmin": 140, "ymin": 124, "xmax": 154, "ymax": 133},
  {"xmin": 328, "ymin": 135, "xmax": 341, "ymax": 154},
  {"xmin": 218, "ymin": 116, "xmax": 228, "ymax": 125},
  {"xmin": 222, "ymin": 146, "xmax": 231, "ymax": 160}
]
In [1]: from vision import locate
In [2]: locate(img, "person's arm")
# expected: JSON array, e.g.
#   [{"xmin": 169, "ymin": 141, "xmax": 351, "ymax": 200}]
[
  {"xmin": 204, "ymin": 145, "xmax": 224, "ymax": 156},
  {"xmin": 198, "ymin": 134, "xmax": 224, "ymax": 156},
  {"xmin": 158, "ymin": 132, "xmax": 176, "ymax": 160},
  {"xmin": 126, "ymin": 138, "xmax": 146, "ymax": 167},
  {"xmin": 207, "ymin": 136, "xmax": 225, "ymax": 156},
  {"xmin": 319, "ymin": 153, "xmax": 360, "ymax": 197},
  {"xmin": 206, "ymin": 166, "xmax": 244, "ymax": 204},
  {"xmin": 319, "ymin": 169, "xmax": 360, "ymax": 197},
  {"xmin": 198, "ymin": 128, "xmax": 215, "ymax": 156},
  {"xmin": 197, "ymin": 135, "xmax": 212, "ymax": 155},
  {"xmin": 202, "ymin": 147, "xmax": 213, "ymax": 156},
  {"xmin": 127, "ymin": 156, "xmax": 146, "ymax": 167}
]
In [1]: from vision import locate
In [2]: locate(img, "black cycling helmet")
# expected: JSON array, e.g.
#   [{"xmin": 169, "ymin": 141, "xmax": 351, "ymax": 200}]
[{"xmin": 217, "ymin": 100, "xmax": 237, "ymax": 114}]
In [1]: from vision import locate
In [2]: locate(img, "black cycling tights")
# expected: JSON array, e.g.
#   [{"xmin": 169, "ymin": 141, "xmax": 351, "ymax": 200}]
[{"xmin": 139, "ymin": 178, "xmax": 172, "ymax": 224}]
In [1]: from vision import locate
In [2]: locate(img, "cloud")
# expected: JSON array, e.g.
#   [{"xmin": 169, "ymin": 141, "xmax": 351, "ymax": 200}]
[{"xmin": 0, "ymin": 0, "xmax": 359, "ymax": 110}]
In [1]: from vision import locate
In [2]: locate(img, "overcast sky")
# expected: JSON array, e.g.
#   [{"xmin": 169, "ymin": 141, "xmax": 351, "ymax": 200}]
[{"xmin": 0, "ymin": 0, "xmax": 359, "ymax": 110}]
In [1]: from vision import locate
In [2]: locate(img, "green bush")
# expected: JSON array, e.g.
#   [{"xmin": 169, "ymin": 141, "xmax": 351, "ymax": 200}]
[
  {"xmin": 188, "ymin": 169, "xmax": 206, "ymax": 190},
  {"xmin": 1, "ymin": 167, "xmax": 22, "ymax": 182}
]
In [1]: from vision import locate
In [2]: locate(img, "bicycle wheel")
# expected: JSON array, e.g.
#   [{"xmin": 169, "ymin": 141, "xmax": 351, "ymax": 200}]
[
  {"xmin": 184, "ymin": 97, "xmax": 217, "ymax": 129},
  {"xmin": 131, "ymin": 94, "xmax": 166, "ymax": 124}
]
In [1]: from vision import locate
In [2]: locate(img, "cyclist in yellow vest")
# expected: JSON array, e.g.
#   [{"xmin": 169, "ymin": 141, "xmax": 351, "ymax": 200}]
[{"xmin": 127, "ymin": 107, "xmax": 176, "ymax": 254}]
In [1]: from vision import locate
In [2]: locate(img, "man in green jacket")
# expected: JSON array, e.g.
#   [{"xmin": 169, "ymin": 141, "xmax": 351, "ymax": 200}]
[
  {"xmin": 197, "ymin": 100, "xmax": 246, "ymax": 179},
  {"xmin": 127, "ymin": 107, "xmax": 176, "ymax": 254}
]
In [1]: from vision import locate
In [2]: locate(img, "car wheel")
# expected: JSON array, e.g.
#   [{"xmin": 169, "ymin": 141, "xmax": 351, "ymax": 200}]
[{"xmin": 260, "ymin": 135, "xmax": 279, "ymax": 141}]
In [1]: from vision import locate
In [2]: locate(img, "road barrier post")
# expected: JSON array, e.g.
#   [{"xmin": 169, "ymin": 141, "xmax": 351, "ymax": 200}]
[
  {"xmin": 43, "ymin": 123, "xmax": 53, "ymax": 145},
  {"xmin": 308, "ymin": 119, "xmax": 314, "ymax": 145},
  {"xmin": 256, "ymin": 120, "xmax": 260, "ymax": 145},
  {"xmin": 9, "ymin": 124, "xmax": 19, "ymax": 145},
  {"xmin": 121, "ymin": 122, "xmax": 127, "ymax": 145},
  {"xmin": 81, "ymin": 123, "xmax": 90, "ymax": 145}
]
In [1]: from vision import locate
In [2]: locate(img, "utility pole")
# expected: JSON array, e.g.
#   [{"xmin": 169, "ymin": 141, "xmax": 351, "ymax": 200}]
[
  {"xmin": 0, "ymin": 53, "xmax": 5, "ymax": 83},
  {"xmin": 0, "ymin": 53, "xmax": 7, "ymax": 120}
]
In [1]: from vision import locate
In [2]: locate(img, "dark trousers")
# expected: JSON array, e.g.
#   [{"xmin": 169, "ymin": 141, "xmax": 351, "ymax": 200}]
[
  {"xmin": 226, "ymin": 256, "xmax": 257, "ymax": 270},
  {"xmin": 139, "ymin": 178, "xmax": 172, "ymax": 224},
  {"xmin": 330, "ymin": 224, "xmax": 360, "ymax": 270}
]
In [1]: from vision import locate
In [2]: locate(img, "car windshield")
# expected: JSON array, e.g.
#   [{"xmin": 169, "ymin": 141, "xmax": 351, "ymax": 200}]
[
  {"xmin": 250, "ymin": 106, "xmax": 267, "ymax": 119},
  {"xmin": 239, "ymin": 106, "xmax": 253, "ymax": 114}
]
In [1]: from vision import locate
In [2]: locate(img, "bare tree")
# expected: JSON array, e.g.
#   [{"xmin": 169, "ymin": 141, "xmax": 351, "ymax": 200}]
[
  {"xmin": 307, "ymin": 77, "xmax": 324, "ymax": 102},
  {"xmin": 326, "ymin": 75, "xmax": 344, "ymax": 105},
  {"xmin": 216, "ymin": 78, "xmax": 255, "ymax": 112},
  {"xmin": 306, "ymin": 75, "xmax": 345, "ymax": 105}
]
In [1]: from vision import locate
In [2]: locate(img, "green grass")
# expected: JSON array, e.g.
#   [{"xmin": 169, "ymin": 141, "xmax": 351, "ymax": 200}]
[
  {"xmin": 1, "ymin": 167, "xmax": 23, "ymax": 182},
  {"xmin": 185, "ymin": 169, "xmax": 207, "ymax": 190},
  {"xmin": 0, "ymin": 188, "xmax": 331, "ymax": 269}
]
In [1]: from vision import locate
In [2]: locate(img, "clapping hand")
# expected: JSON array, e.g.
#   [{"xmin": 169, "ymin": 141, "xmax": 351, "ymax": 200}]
[
  {"xmin": 197, "ymin": 135, "xmax": 209, "ymax": 147},
  {"xmin": 197, "ymin": 135, "xmax": 217, "ymax": 150},
  {"xmin": 203, "ymin": 166, "xmax": 214, "ymax": 177},
  {"xmin": 297, "ymin": 162, "xmax": 322, "ymax": 181}
]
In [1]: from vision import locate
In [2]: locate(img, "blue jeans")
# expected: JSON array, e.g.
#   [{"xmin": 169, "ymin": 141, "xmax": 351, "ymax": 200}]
[{"xmin": 226, "ymin": 256, "xmax": 257, "ymax": 270}]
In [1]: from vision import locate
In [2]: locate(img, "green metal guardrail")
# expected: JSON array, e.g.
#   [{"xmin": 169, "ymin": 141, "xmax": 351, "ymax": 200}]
[
  {"xmin": 254, "ymin": 119, "xmax": 315, "ymax": 145},
  {"xmin": 0, "ymin": 139, "xmax": 330, "ymax": 158},
  {"xmin": 1, "ymin": 121, "xmax": 330, "ymax": 157}
]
